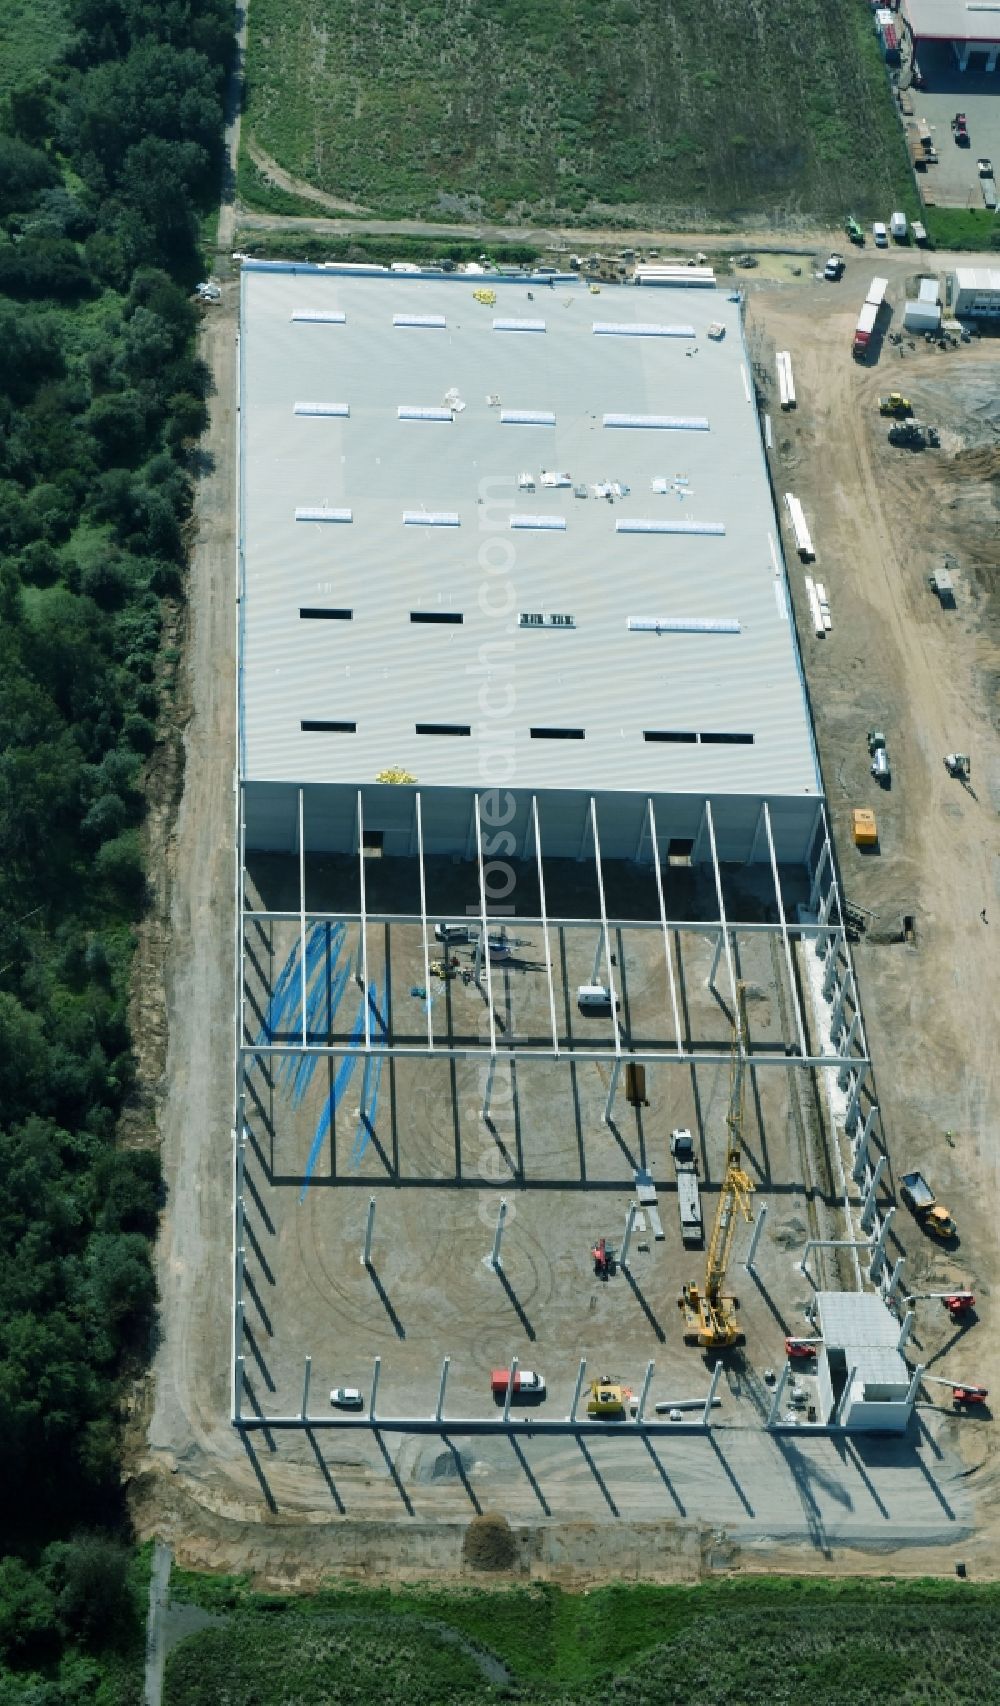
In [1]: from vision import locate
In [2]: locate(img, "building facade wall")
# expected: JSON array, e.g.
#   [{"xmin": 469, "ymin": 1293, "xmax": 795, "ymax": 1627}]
[
  {"xmin": 954, "ymin": 287, "xmax": 1000, "ymax": 317},
  {"xmin": 243, "ymin": 779, "xmax": 823, "ymax": 869}
]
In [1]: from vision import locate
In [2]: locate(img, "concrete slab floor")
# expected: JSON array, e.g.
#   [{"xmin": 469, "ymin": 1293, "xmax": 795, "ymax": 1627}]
[{"xmin": 236, "ymin": 898, "xmax": 849, "ymax": 1442}]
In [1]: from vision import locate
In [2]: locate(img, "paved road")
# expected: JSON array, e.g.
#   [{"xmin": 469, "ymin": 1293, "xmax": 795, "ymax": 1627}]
[{"xmin": 143, "ymin": 1540, "xmax": 172, "ymax": 1706}]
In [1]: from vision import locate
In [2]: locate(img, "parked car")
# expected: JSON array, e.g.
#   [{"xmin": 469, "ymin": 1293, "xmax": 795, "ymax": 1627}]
[
  {"xmin": 330, "ymin": 1387, "xmax": 365, "ymax": 1409},
  {"xmin": 490, "ymin": 1368, "xmax": 546, "ymax": 1400},
  {"xmin": 824, "ymin": 252, "xmax": 845, "ymax": 280}
]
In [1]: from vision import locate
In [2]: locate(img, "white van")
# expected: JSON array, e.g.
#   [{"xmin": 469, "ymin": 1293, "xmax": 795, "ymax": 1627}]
[
  {"xmin": 577, "ymin": 984, "xmax": 619, "ymax": 1015},
  {"xmin": 434, "ymin": 922, "xmax": 476, "ymax": 945},
  {"xmin": 873, "ymin": 222, "xmax": 889, "ymax": 248}
]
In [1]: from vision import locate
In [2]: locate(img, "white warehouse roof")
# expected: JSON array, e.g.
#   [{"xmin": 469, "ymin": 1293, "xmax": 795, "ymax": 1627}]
[
  {"xmin": 903, "ymin": 0, "xmax": 1000, "ymax": 40},
  {"xmin": 954, "ymin": 266, "xmax": 1000, "ymax": 291},
  {"xmin": 238, "ymin": 264, "xmax": 820, "ymax": 796}
]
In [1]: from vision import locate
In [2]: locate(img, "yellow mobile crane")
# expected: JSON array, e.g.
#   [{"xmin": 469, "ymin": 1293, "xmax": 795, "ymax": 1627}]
[{"xmin": 679, "ymin": 979, "xmax": 755, "ymax": 1349}]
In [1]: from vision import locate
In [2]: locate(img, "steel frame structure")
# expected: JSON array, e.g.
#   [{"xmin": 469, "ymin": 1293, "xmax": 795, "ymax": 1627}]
[
  {"xmin": 237, "ymin": 789, "xmax": 864, "ymax": 1072},
  {"xmin": 230, "ymin": 785, "xmax": 887, "ymax": 1434}
]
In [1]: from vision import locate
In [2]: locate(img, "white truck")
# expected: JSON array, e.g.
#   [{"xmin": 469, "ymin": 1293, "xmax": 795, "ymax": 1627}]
[
  {"xmin": 890, "ymin": 210, "xmax": 908, "ymax": 241},
  {"xmin": 670, "ymin": 1127, "xmax": 703, "ymax": 1247}
]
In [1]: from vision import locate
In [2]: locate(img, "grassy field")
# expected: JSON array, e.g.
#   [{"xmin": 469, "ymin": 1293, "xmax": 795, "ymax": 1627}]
[
  {"xmin": 924, "ymin": 205, "xmax": 1000, "ymax": 251},
  {"xmin": 241, "ymin": 0, "xmax": 914, "ymax": 226},
  {"xmin": 165, "ymin": 1573, "xmax": 1000, "ymax": 1705},
  {"xmin": 0, "ymin": 0, "xmax": 70, "ymax": 100},
  {"xmin": 231, "ymin": 226, "xmax": 543, "ymax": 267}
]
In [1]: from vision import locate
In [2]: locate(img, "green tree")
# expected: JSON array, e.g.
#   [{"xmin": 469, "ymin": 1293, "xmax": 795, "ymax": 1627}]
[
  {"xmin": 0, "ymin": 138, "xmax": 59, "ymax": 217},
  {"xmin": 42, "ymin": 1536, "xmax": 134, "ymax": 1650},
  {"xmin": 0, "ymin": 1559, "xmax": 59, "ymax": 1662}
]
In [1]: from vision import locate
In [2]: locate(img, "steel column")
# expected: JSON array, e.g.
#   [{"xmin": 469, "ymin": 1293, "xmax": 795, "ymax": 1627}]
[
  {"xmin": 860, "ymin": 1155, "xmax": 887, "ymax": 1233},
  {"xmin": 414, "ymin": 792, "xmax": 435, "ymax": 1051},
  {"xmin": 647, "ymin": 798, "xmax": 684, "ymax": 1054},
  {"xmin": 298, "ymin": 788, "xmax": 307, "ymax": 1046},
  {"xmin": 482, "ymin": 1054, "xmax": 497, "ymax": 1123},
  {"xmin": 436, "ymin": 1356, "xmax": 450, "ymax": 1423},
  {"xmin": 766, "ymin": 1361, "xmax": 790, "ymax": 1427},
  {"xmin": 531, "ymin": 796, "xmax": 560, "ymax": 1057},
  {"xmin": 503, "ymin": 1356, "xmax": 518, "ymax": 1424},
  {"xmin": 486, "ymin": 1197, "xmax": 508, "ymax": 1272},
  {"xmin": 361, "ymin": 1195, "xmax": 375, "ymax": 1267},
  {"xmin": 706, "ymin": 930, "xmax": 724, "ymax": 992},
  {"xmin": 619, "ymin": 1200, "xmax": 637, "ymax": 1269},
  {"xmin": 809, "ymin": 840, "xmax": 831, "ymax": 912},
  {"xmin": 604, "ymin": 1058, "xmax": 622, "ymax": 1127},
  {"xmin": 745, "ymin": 1201, "xmax": 768, "ymax": 1272},
  {"xmin": 869, "ymin": 1205, "xmax": 895, "ymax": 1284},
  {"xmin": 703, "ymin": 1360, "xmax": 724, "ymax": 1426},
  {"xmin": 569, "ymin": 1358, "xmax": 587, "ymax": 1423},
  {"xmin": 357, "ymin": 791, "xmax": 371, "ymax": 1048},
  {"xmin": 473, "ymin": 794, "xmax": 497, "ymax": 1052},
  {"xmin": 637, "ymin": 1360, "xmax": 655, "ymax": 1423}
]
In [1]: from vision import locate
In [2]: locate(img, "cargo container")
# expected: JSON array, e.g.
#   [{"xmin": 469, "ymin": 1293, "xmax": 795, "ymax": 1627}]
[
  {"xmin": 853, "ymin": 277, "xmax": 888, "ymax": 356},
  {"xmin": 853, "ymin": 300, "xmax": 879, "ymax": 356},
  {"xmin": 903, "ymin": 299, "xmax": 941, "ymax": 333}
]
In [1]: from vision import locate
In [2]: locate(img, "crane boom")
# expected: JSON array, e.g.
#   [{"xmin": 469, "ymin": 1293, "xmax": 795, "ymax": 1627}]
[{"xmin": 680, "ymin": 977, "xmax": 755, "ymax": 1349}]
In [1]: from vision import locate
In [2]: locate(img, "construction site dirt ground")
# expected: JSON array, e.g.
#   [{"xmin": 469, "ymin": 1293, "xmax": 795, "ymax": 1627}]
[
  {"xmin": 238, "ymin": 875, "xmax": 840, "ymax": 1423},
  {"xmin": 133, "ymin": 248, "xmax": 1000, "ymax": 1586}
]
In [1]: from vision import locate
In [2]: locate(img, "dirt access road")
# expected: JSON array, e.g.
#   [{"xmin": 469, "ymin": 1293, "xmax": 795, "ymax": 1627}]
[
  {"xmin": 139, "ymin": 293, "xmax": 237, "ymax": 1489},
  {"xmin": 753, "ymin": 258, "xmax": 999, "ymax": 1434},
  {"xmin": 233, "ymin": 203, "xmax": 844, "ymax": 257},
  {"xmin": 133, "ymin": 244, "xmax": 1000, "ymax": 1587}
]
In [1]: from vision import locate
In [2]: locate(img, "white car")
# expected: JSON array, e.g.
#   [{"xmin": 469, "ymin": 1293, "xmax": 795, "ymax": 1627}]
[
  {"xmin": 330, "ymin": 1386, "xmax": 364, "ymax": 1409},
  {"xmin": 434, "ymin": 922, "xmax": 476, "ymax": 945},
  {"xmin": 872, "ymin": 223, "xmax": 888, "ymax": 248}
]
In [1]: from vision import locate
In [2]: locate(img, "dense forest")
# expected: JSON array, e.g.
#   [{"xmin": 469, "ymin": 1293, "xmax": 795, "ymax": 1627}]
[{"xmin": 0, "ymin": 0, "xmax": 231, "ymax": 1697}]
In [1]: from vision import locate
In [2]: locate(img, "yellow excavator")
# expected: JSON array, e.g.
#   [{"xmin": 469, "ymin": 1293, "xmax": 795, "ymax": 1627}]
[{"xmin": 680, "ymin": 979, "xmax": 755, "ymax": 1349}]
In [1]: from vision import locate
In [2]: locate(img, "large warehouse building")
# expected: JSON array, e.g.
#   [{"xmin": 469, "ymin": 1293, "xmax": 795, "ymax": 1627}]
[
  {"xmin": 902, "ymin": 0, "xmax": 1000, "ymax": 70},
  {"xmin": 238, "ymin": 262, "xmax": 822, "ymax": 866},
  {"xmin": 231, "ymin": 263, "xmax": 891, "ymax": 1445}
]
